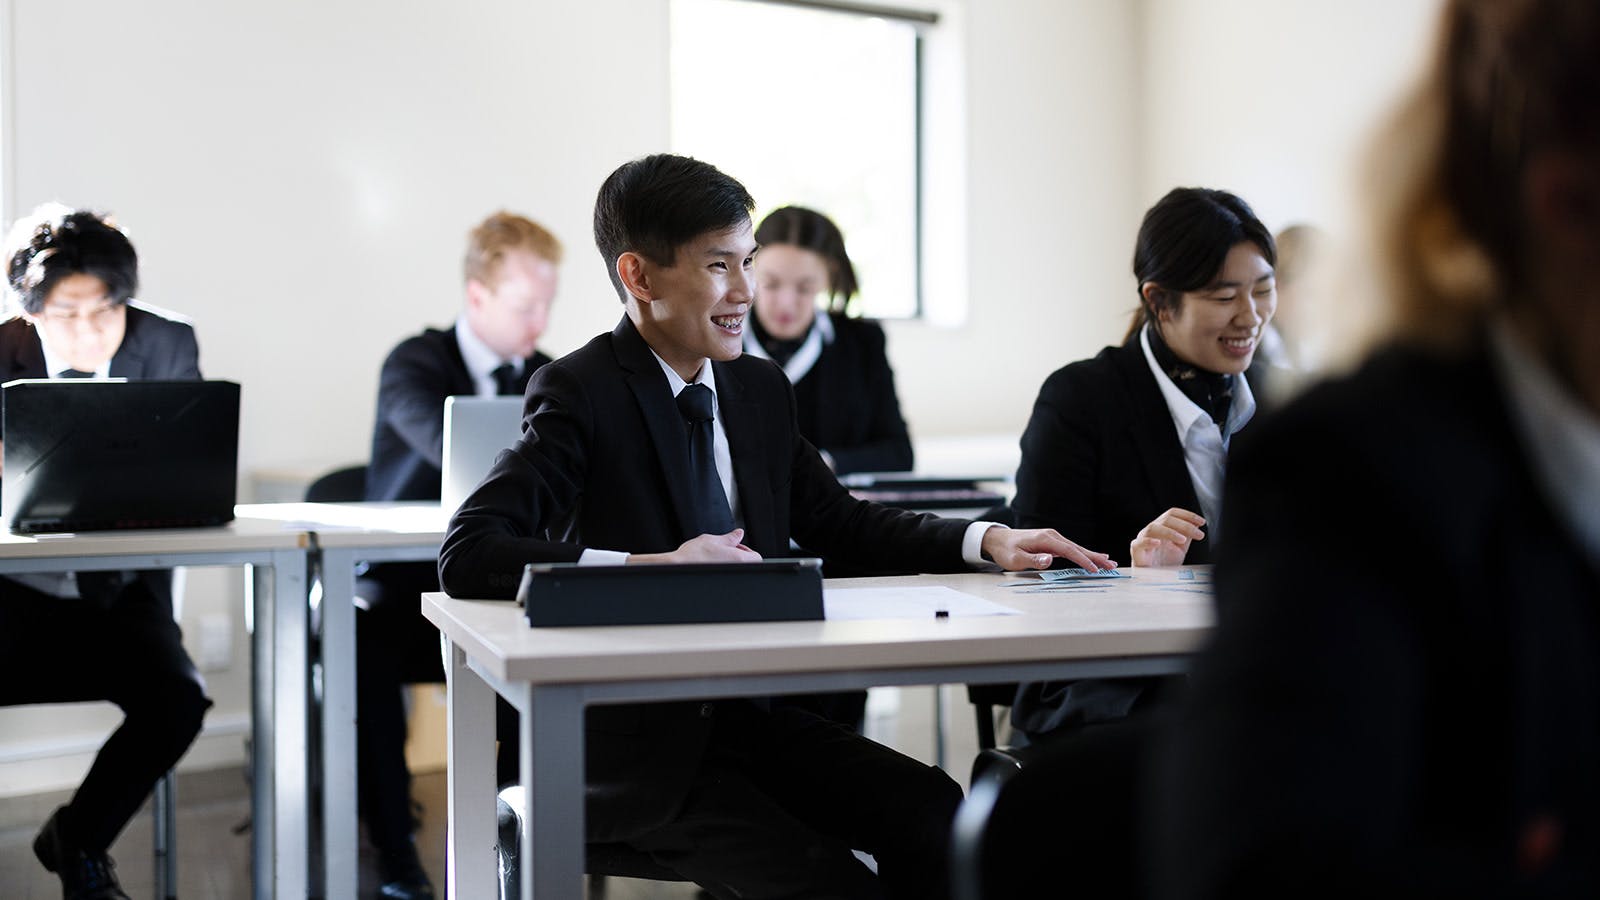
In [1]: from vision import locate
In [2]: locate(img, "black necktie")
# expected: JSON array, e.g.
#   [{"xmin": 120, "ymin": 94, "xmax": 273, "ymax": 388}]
[
  {"xmin": 676, "ymin": 384, "xmax": 734, "ymax": 535},
  {"xmin": 58, "ymin": 369, "xmax": 96, "ymax": 378},
  {"xmin": 491, "ymin": 362, "xmax": 522, "ymax": 397}
]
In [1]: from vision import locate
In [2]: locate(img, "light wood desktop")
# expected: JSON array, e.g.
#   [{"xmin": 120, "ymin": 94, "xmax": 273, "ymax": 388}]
[{"xmin": 424, "ymin": 566, "xmax": 1213, "ymax": 899}]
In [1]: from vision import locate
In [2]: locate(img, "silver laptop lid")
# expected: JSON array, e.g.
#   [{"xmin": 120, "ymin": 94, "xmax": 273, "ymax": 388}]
[{"xmin": 441, "ymin": 395, "xmax": 523, "ymax": 513}]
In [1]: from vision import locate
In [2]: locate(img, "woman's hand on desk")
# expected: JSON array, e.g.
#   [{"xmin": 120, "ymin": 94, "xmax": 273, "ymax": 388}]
[
  {"xmin": 1130, "ymin": 508, "xmax": 1205, "ymax": 567},
  {"xmin": 983, "ymin": 527, "xmax": 1116, "ymax": 572},
  {"xmin": 629, "ymin": 529, "xmax": 763, "ymax": 565}
]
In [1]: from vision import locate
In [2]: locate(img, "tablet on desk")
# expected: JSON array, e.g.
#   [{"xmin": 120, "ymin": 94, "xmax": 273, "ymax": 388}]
[{"xmin": 517, "ymin": 558, "xmax": 824, "ymax": 627}]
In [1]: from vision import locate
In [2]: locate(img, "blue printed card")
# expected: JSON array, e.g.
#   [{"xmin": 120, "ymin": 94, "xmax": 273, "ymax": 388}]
[{"xmin": 1037, "ymin": 567, "xmax": 1130, "ymax": 582}]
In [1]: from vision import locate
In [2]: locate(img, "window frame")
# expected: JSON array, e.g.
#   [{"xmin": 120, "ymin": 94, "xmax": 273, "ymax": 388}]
[{"xmin": 669, "ymin": 0, "xmax": 947, "ymax": 322}]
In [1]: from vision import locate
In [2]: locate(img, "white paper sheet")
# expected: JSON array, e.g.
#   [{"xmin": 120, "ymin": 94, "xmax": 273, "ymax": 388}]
[{"xmin": 823, "ymin": 585, "xmax": 1021, "ymax": 621}]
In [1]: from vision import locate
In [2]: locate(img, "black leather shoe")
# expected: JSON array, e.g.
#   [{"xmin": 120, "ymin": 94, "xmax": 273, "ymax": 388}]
[
  {"xmin": 496, "ymin": 786, "xmax": 524, "ymax": 900},
  {"xmin": 32, "ymin": 807, "xmax": 131, "ymax": 900},
  {"xmin": 378, "ymin": 841, "xmax": 436, "ymax": 900}
]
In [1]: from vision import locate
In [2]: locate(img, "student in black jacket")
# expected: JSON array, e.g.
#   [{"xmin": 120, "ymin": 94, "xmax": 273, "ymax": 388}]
[
  {"xmin": 1009, "ymin": 187, "xmax": 1277, "ymax": 741},
  {"xmin": 744, "ymin": 206, "xmax": 913, "ymax": 475},
  {"xmin": 440, "ymin": 153, "xmax": 1114, "ymax": 899},
  {"xmin": 360, "ymin": 211, "xmax": 561, "ymax": 899},
  {"xmin": 1153, "ymin": 1, "xmax": 1600, "ymax": 894},
  {"xmin": 0, "ymin": 205, "xmax": 211, "ymax": 900}
]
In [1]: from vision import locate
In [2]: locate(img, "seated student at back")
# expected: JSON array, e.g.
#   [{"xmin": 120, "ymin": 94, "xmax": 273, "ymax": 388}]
[
  {"xmin": 0, "ymin": 203, "xmax": 211, "ymax": 900},
  {"xmin": 744, "ymin": 205, "xmax": 913, "ymax": 475},
  {"xmin": 438, "ymin": 153, "xmax": 1114, "ymax": 900},
  {"xmin": 359, "ymin": 211, "xmax": 562, "ymax": 899},
  {"xmin": 744, "ymin": 204, "xmax": 913, "ymax": 723}
]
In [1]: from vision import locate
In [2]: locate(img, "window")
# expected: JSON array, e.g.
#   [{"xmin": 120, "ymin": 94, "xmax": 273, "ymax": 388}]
[{"xmin": 670, "ymin": 0, "xmax": 935, "ymax": 320}]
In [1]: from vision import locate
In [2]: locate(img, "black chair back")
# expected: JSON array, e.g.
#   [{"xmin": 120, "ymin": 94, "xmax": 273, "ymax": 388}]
[
  {"xmin": 305, "ymin": 464, "xmax": 367, "ymax": 503},
  {"xmin": 951, "ymin": 719, "xmax": 1151, "ymax": 900}
]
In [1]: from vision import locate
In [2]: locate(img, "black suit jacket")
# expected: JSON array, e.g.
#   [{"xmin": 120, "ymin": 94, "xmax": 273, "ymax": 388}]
[
  {"xmin": 1012, "ymin": 339, "xmax": 1209, "ymax": 567},
  {"xmin": 439, "ymin": 315, "xmax": 970, "ymax": 841},
  {"xmin": 365, "ymin": 325, "xmax": 552, "ymax": 502},
  {"xmin": 0, "ymin": 304, "xmax": 201, "ymax": 607},
  {"xmin": 1009, "ymin": 340, "xmax": 1254, "ymax": 735},
  {"xmin": 790, "ymin": 314, "xmax": 913, "ymax": 475},
  {"xmin": 1152, "ymin": 341, "xmax": 1600, "ymax": 898},
  {"xmin": 0, "ymin": 303, "xmax": 201, "ymax": 433}
]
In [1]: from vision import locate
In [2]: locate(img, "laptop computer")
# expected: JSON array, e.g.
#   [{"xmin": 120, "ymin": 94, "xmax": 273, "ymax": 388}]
[
  {"xmin": 1, "ymin": 379, "xmax": 240, "ymax": 533},
  {"xmin": 441, "ymin": 395, "xmax": 524, "ymax": 513}
]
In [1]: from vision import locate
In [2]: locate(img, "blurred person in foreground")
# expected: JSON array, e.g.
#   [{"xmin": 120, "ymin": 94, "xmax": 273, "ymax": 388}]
[{"xmin": 1152, "ymin": 1, "xmax": 1600, "ymax": 896}]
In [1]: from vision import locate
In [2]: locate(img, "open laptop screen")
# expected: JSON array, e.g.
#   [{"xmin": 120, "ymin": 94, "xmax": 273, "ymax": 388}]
[
  {"xmin": 442, "ymin": 395, "xmax": 523, "ymax": 514},
  {"xmin": 1, "ymin": 379, "xmax": 240, "ymax": 533}
]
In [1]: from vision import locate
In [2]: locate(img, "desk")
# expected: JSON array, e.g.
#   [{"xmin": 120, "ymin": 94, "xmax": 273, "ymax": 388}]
[
  {"xmin": 0, "ymin": 516, "xmax": 311, "ymax": 900},
  {"xmin": 424, "ymin": 567, "xmax": 1213, "ymax": 899},
  {"xmin": 239, "ymin": 501, "xmax": 449, "ymax": 900}
]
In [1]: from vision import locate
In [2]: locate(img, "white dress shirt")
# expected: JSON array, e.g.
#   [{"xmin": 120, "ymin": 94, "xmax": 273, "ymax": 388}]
[
  {"xmin": 1139, "ymin": 325, "xmax": 1256, "ymax": 541},
  {"xmin": 650, "ymin": 350, "xmax": 743, "ymax": 525},
  {"xmin": 39, "ymin": 335, "xmax": 111, "ymax": 379},
  {"xmin": 1490, "ymin": 320, "xmax": 1600, "ymax": 570},
  {"xmin": 454, "ymin": 313, "xmax": 519, "ymax": 398},
  {"xmin": 741, "ymin": 309, "xmax": 833, "ymax": 383}
]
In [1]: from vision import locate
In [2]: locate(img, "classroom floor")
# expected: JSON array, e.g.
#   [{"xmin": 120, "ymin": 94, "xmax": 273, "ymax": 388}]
[{"xmin": 0, "ymin": 686, "xmax": 988, "ymax": 898}]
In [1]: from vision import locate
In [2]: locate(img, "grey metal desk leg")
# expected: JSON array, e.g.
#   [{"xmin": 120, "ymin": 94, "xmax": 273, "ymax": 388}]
[
  {"xmin": 250, "ymin": 551, "xmax": 310, "ymax": 900},
  {"xmin": 522, "ymin": 684, "xmax": 584, "ymax": 900},
  {"xmin": 153, "ymin": 770, "xmax": 176, "ymax": 900},
  {"xmin": 319, "ymin": 547, "xmax": 360, "ymax": 900},
  {"xmin": 445, "ymin": 639, "xmax": 498, "ymax": 900}
]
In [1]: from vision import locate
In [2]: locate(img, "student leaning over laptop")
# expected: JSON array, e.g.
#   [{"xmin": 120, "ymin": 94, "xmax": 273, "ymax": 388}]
[{"xmin": 0, "ymin": 203, "xmax": 211, "ymax": 900}]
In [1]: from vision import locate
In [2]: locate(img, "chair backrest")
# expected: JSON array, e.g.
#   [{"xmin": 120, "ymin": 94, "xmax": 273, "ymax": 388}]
[
  {"xmin": 305, "ymin": 465, "xmax": 368, "ymax": 503},
  {"xmin": 951, "ymin": 720, "xmax": 1151, "ymax": 900},
  {"xmin": 967, "ymin": 682, "xmax": 1019, "ymax": 751}
]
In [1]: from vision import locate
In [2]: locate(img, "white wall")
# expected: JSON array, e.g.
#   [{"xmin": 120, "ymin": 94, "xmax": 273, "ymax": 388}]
[
  {"xmin": 6, "ymin": 0, "xmax": 668, "ymax": 478},
  {"xmin": 1139, "ymin": 0, "xmax": 1443, "ymax": 235},
  {"xmin": 889, "ymin": 0, "xmax": 1142, "ymax": 440},
  {"xmin": 0, "ymin": 0, "xmax": 671, "ymax": 795}
]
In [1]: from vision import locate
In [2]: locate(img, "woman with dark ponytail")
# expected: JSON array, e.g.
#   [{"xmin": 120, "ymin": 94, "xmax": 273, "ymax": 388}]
[
  {"xmin": 746, "ymin": 206, "xmax": 914, "ymax": 475},
  {"xmin": 1008, "ymin": 187, "xmax": 1277, "ymax": 742}
]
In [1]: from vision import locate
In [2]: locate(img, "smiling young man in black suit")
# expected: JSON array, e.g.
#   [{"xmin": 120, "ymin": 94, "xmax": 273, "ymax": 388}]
[
  {"xmin": 439, "ymin": 154, "xmax": 1113, "ymax": 899},
  {"xmin": 0, "ymin": 204, "xmax": 211, "ymax": 900}
]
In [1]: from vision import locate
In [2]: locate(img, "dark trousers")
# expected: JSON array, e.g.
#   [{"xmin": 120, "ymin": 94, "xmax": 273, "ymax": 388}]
[
  {"xmin": 356, "ymin": 562, "xmax": 519, "ymax": 857},
  {"xmin": 626, "ymin": 702, "xmax": 962, "ymax": 900},
  {"xmin": 0, "ymin": 573, "xmax": 211, "ymax": 854}
]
